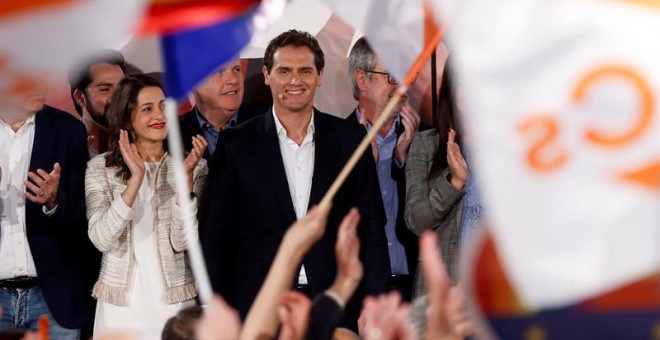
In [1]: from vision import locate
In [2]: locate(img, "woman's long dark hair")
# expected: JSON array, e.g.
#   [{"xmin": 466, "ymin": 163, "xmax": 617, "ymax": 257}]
[
  {"xmin": 105, "ymin": 74, "xmax": 165, "ymax": 182},
  {"xmin": 428, "ymin": 59, "xmax": 462, "ymax": 180}
]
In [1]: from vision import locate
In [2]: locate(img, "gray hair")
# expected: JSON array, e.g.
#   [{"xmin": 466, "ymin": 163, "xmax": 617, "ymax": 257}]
[{"xmin": 348, "ymin": 37, "xmax": 377, "ymax": 100}]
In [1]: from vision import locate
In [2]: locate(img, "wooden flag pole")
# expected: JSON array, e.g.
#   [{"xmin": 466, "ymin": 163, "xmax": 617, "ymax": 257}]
[{"xmin": 320, "ymin": 29, "xmax": 444, "ymax": 206}]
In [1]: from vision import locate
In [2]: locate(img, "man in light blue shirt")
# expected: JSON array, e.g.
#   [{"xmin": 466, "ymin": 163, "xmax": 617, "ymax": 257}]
[{"xmin": 346, "ymin": 37, "xmax": 422, "ymax": 301}]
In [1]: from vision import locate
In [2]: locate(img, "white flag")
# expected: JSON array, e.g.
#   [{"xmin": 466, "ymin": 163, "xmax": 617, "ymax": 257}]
[
  {"xmin": 0, "ymin": 0, "xmax": 146, "ymax": 101},
  {"xmin": 436, "ymin": 0, "xmax": 660, "ymax": 309},
  {"xmin": 320, "ymin": 0, "xmax": 440, "ymax": 82}
]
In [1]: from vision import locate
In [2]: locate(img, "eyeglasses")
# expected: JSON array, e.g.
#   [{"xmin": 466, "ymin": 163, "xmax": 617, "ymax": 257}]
[{"xmin": 364, "ymin": 70, "xmax": 417, "ymax": 85}]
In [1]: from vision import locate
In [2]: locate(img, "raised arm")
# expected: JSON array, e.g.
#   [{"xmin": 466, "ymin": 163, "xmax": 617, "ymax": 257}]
[
  {"xmin": 240, "ymin": 203, "xmax": 331, "ymax": 340},
  {"xmin": 85, "ymin": 159, "xmax": 132, "ymax": 252}
]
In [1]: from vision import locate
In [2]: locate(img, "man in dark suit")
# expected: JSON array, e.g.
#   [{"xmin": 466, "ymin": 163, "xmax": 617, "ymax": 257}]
[
  {"xmin": 180, "ymin": 59, "xmax": 261, "ymax": 160},
  {"xmin": 346, "ymin": 37, "xmax": 422, "ymax": 301},
  {"xmin": 201, "ymin": 30, "xmax": 390, "ymax": 329},
  {"xmin": 0, "ymin": 89, "xmax": 100, "ymax": 337}
]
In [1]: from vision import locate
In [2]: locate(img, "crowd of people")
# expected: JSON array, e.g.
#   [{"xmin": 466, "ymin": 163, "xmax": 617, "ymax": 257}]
[{"xmin": 0, "ymin": 29, "xmax": 482, "ymax": 339}]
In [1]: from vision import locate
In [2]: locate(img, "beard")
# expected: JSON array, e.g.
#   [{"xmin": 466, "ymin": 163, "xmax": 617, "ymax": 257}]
[{"xmin": 85, "ymin": 101, "xmax": 109, "ymax": 128}]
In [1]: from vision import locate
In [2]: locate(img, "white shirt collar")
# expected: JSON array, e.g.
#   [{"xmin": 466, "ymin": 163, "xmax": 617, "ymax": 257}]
[
  {"xmin": 0, "ymin": 114, "xmax": 36, "ymax": 132},
  {"xmin": 271, "ymin": 107, "xmax": 315, "ymax": 139}
]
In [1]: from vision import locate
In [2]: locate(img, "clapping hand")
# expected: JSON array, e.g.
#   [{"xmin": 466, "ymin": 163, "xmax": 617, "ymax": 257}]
[
  {"xmin": 197, "ymin": 295, "xmax": 241, "ymax": 340},
  {"xmin": 446, "ymin": 128, "xmax": 468, "ymax": 190},
  {"xmin": 282, "ymin": 202, "xmax": 332, "ymax": 258},
  {"xmin": 421, "ymin": 232, "xmax": 474, "ymax": 340},
  {"xmin": 360, "ymin": 292, "xmax": 417, "ymax": 340},
  {"xmin": 118, "ymin": 129, "xmax": 145, "ymax": 207},
  {"xmin": 394, "ymin": 103, "xmax": 421, "ymax": 163},
  {"xmin": 330, "ymin": 208, "xmax": 363, "ymax": 302},
  {"xmin": 118, "ymin": 129, "xmax": 145, "ymax": 183},
  {"xmin": 25, "ymin": 163, "xmax": 61, "ymax": 210},
  {"xmin": 184, "ymin": 134, "xmax": 208, "ymax": 190},
  {"xmin": 278, "ymin": 291, "xmax": 312, "ymax": 340}
]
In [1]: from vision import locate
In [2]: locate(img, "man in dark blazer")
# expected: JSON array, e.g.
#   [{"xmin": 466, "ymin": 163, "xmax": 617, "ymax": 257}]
[
  {"xmin": 0, "ymin": 92, "xmax": 100, "ymax": 337},
  {"xmin": 201, "ymin": 30, "xmax": 390, "ymax": 330},
  {"xmin": 180, "ymin": 59, "xmax": 262, "ymax": 160},
  {"xmin": 345, "ymin": 38, "xmax": 423, "ymax": 301}
]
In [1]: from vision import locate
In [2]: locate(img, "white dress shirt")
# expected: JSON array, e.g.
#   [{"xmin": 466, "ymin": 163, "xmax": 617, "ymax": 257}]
[
  {"xmin": 0, "ymin": 115, "xmax": 39, "ymax": 279},
  {"xmin": 272, "ymin": 109, "xmax": 315, "ymax": 285}
]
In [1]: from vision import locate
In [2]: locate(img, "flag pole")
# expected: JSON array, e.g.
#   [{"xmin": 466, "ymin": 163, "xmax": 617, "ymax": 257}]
[
  {"xmin": 320, "ymin": 29, "xmax": 444, "ymax": 206},
  {"xmin": 431, "ymin": 49, "xmax": 438, "ymax": 126},
  {"xmin": 165, "ymin": 98, "xmax": 213, "ymax": 306}
]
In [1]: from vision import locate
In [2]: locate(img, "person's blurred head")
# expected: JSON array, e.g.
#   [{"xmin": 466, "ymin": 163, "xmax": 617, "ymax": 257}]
[
  {"xmin": 263, "ymin": 30, "xmax": 324, "ymax": 115},
  {"xmin": 69, "ymin": 49, "xmax": 126, "ymax": 127},
  {"xmin": 0, "ymin": 82, "xmax": 47, "ymax": 124},
  {"xmin": 161, "ymin": 305, "xmax": 203, "ymax": 340},
  {"xmin": 105, "ymin": 74, "xmax": 166, "ymax": 180},
  {"xmin": 193, "ymin": 59, "xmax": 244, "ymax": 119}
]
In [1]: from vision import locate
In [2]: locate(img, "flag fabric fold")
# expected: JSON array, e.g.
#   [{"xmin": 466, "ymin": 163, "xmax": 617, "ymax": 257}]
[
  {"xmin": 434, "ymin": 0, "xmax": 660, "ymax": 310},
  {"xmin": 320, "ymin": 0, "xmax": 440, "ymax": 84},
  {"xmin": 159, "ymin": 8, "xmax": 258, "ymax": 99},
  {"xmin": 144, "ymin": 0, "xmax": 288, "ymax": 99},
  {"xmin": 0, "ymin": 0, "xmax": 146, "ymax": 100}
]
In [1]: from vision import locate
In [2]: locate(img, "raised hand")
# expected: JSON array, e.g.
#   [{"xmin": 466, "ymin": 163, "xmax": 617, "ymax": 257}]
[
  {"xmin": 330, "ymin": 208, "xmax": 363, "ymax": 303},
  {"xmin": 282, "ymin": 203, "xmax": 332, "ymax": 257},
  {"xmin": 184, "ymin": 134, "xmax": 208, "ymax": 190},
  {"xmin": 240, "ymin": 203, "xmax": 332, "ymax": 340},
  {"xmin": 394, "ymin": 103, "xmax": 421, "ymax": 163},
  {"xmin": 421, "ymin": 232, "xmax": 474, "ymax": 340},
  {"xmin": 197, "ymin": 294, "xmax": 241, "ymax": 340},
  {"xmin": 25, "ymin": 162, "xmax": 61, "ymax": 210},
  {"xmin": 278, "ymin": 291, "xmax": 312, "ymax": 340},
  {"xmin": 118, "ymin": 129, "xmax": 145, "ymax": 207},
  {"xmin": 118, "ymin": 129, "xmax": 145, "ymax": 183},
  {"xmin": 360, "ymin": 292, "xmax": 417, "ymax": 340},
  {"xmin": 447, "ymin": 286, "xmax": 474, "ymax": 339},
  {"xmin": 446, "ymin": 128, "xmax": 468, "ymax": 189}
]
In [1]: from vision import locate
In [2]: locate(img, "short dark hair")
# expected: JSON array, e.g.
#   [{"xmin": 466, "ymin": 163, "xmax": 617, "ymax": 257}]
[
  {"xmin": 68, "ymin": 49, "xmax": 126, "ymax": 115},
  {"xmin": 263, "ymin": 30, "xmax": 324, "ymax": 74},
  {"xmin": 105, "ymin": 74, "xmax": 165, "ymax": 181},
  {"xmin": 161, "ymin": 305, "xmax": 203, "ymax": 340}
]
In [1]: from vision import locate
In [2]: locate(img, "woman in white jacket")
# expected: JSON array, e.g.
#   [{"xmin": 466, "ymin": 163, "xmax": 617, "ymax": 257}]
[{"xmin": 84, "ymin": 74, "xmax": 208, "ymax": 338}]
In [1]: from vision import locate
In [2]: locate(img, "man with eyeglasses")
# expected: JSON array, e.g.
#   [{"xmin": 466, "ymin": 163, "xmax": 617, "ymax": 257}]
[{"xmin": 346, "ymin": 37, "xmax": 422, "ymax": 301}]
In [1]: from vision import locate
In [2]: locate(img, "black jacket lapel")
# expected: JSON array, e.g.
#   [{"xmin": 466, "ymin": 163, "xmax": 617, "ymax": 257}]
[
  {"xmin": 26, "ymin": 108, "xmax": 56, "ymax": 215},
  {"xmin": 28, "ymin": 109, "xmax": 56, "ymax": 179},
  {"xmin": 257, "ymin": 110, "xmax": 297, "ymax": 222},
  {"xmin": 308, "ymin": 110, "xmax": 340, "ymax": 208}
]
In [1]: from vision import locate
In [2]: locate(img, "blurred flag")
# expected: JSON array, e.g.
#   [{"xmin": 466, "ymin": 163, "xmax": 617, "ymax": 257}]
[
  {"xmin": 0, "ymin": 0, "xmax": 145, "ymax": 101},
  {"xmin": 432, "ymin": 0, "xmax": 660, "ymax": 336},
  {"xmin": 320, "ymin": 0, "xmax": 441, "ymax": 83},
  {"xmin": 142, "ymin": 0, "xmax": 287, "ymax": 99}
]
